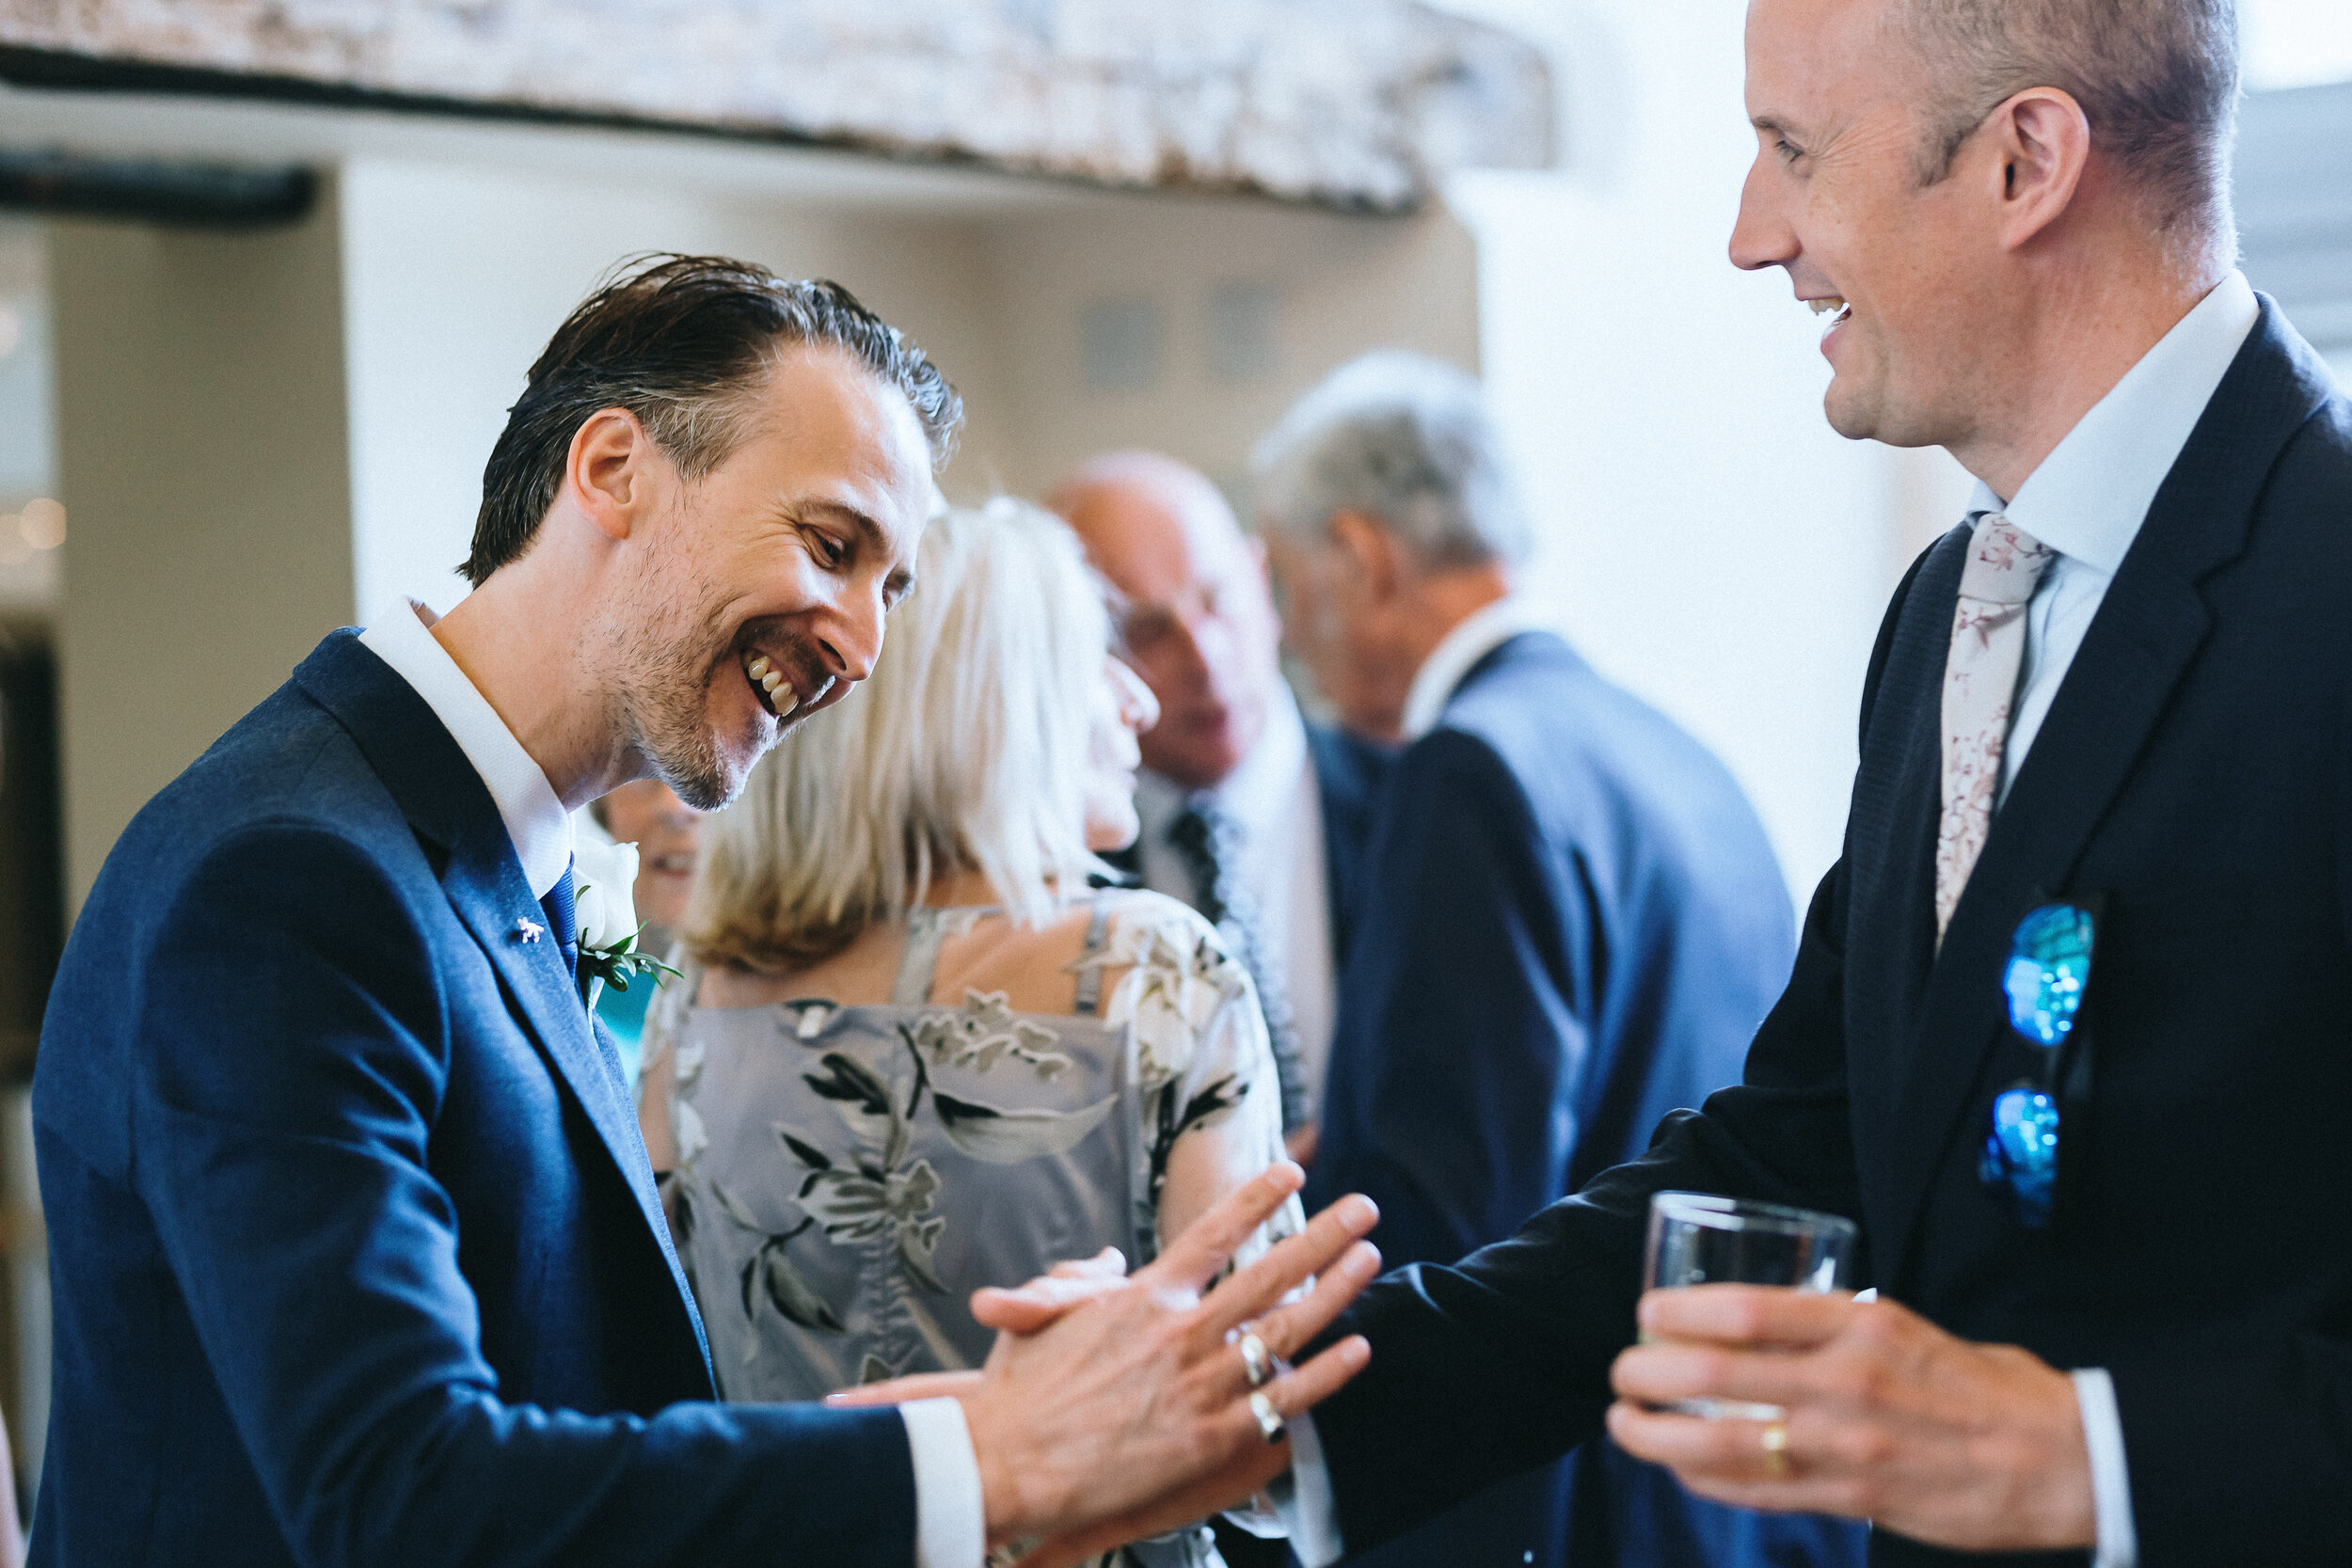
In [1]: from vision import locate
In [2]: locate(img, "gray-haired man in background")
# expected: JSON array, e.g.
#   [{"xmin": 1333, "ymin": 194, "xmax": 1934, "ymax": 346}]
[{"xmin": 1259, "ymin": 352, "xmax": 1851, "ymax": 1568}]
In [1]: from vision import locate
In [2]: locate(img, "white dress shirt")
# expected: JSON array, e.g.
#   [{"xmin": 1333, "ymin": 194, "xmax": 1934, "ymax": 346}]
[
  {"xmin": 1282, "ymin": 272, "xmax": 2261, "ymax": 1568},
  {"xmin": 1134, "ymin": 684, "xmax": 1340, "ymax": 1121},
  {"xmin": 358, "ymin": 600, "xmax": 986, "ymax": 1568}
]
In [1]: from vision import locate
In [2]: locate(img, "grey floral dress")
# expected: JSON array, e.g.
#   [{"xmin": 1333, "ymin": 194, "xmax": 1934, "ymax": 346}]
[{"xmin": 641, "ymin": 890, "xmax": 1300, "ymax": 1568}]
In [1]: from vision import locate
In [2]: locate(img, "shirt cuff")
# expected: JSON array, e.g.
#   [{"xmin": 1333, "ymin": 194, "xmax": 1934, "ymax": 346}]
[
  {"xmin": 1270, "ymin": 1410, "xmax": 1345, "ymax": 1568},
  {"xmin": 901, "ymin": 1397, "xmax": 986, "ymax": 1568},
  {"xmin": 2071, "ymin": 1368, "xmax": 2137, "ymax": 1568}
]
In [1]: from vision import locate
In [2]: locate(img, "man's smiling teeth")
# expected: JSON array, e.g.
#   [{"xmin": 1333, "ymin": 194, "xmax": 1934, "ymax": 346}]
[
  {"xmin": 1809, "ymin": 296, "xmax": 1854, "ymax": 326},
  {"xmin": 744, "ymin": 655, "xmax": 801, "ymax": 720}
]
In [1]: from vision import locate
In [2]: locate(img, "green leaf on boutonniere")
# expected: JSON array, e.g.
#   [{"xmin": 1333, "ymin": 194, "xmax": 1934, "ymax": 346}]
[{"xmin": 580, "ymin": 923, "xmax": 683, "ymax": 993}]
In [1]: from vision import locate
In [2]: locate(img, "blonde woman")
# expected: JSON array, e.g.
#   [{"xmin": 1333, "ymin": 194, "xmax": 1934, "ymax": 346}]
[{"xmin": 638, "ymin": 499, "xmax": 1297, "ymax": 1568}]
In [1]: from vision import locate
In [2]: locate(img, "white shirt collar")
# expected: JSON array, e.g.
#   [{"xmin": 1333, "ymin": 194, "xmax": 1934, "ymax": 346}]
[
  {"xmin": 358, "ymin": 599, "xmax": 575, "ymax": 900},
  {"xmin": 1399, "ymin": 594, "xmax": 1550, "ymax": 742},
  {"xmin": 1968, "ymin": 270, "xmax": 2262, "ymax": 570}
]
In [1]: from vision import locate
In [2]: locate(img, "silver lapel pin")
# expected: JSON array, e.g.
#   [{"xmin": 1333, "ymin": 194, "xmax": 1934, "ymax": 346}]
[{"xmin": 516, "ymin": 916, "xmax": 546, "ymax": 944}]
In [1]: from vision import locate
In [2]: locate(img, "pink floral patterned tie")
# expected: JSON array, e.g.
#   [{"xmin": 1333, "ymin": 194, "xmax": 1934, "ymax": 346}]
[{"xmin": 1935, "ymin": 513, "xmax": 2055, "ymax": 942}]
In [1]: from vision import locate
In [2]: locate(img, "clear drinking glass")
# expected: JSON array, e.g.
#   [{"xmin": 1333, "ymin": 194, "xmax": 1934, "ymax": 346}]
[{"xmin": 1642, "ymin": 1191, "xmax": 1859, "ymax": 1419}]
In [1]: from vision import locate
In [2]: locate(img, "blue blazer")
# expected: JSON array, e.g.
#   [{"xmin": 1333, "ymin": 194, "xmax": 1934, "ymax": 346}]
[
  {"xmin": 1304, "ymin": 631, "xmax": 1844, "ymax": 1568},
  {"xmin": 31, "ymin": 631, "xmax": 915, "ymax": 1567},
  {"xmin": 1305, "ymin": 630, "xmax": 1794, "ymax": 1266},
  {"xmin": 1304, "ymin": 303, "xmax": 2352, "ymax": 1566},
  {"xmin": 1303, "ymin": 720, "xmax": 1393, "ymax": 969}
]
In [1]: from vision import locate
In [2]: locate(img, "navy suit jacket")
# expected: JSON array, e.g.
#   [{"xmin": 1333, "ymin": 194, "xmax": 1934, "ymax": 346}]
[
  {"xmin": 1303, "ymin": 719, "xmax": 1393, "ymax": 969},
  {"xmin": 1305, "ymin": 302, "xmax": 2352, "ymax": 1567},
  {"xmin": 1304, "ymin": 630, "xmax": 1831, "ymax": 1567},
  {"xmin": 1305, "ymin": 630, "xmax": 1795, "ymax": 1263},
  {"xmin": 31, "ymin": 631, "xmax": 915, "ymax": 1567}
]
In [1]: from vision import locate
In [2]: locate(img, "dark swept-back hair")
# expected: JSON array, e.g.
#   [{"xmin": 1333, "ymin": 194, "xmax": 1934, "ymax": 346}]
[{"xmin": 462, "ymin": 255, "xmax": 962, "ymax": 586}]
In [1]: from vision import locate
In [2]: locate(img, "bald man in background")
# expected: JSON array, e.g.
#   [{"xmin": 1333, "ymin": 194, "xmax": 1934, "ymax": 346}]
[{"xmin": 1052, "ymin": 453, "xmax": 1392, "ymax": 1164}]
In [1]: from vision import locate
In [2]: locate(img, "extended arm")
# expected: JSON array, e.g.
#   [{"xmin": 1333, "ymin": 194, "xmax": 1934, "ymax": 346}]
[
  {"xmin": 1300, "ymin": 848, "xmax": 1867, "ymax": 1554},
  {"xmin": 1289, "ymin": 536, "xmax": 1963, "ymax": 1556}
]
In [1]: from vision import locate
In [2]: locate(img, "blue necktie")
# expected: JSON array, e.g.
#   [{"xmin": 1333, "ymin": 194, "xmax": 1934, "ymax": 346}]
[{"xmin": 539, "ymin": 860, "xmax": 584, "ymax": 998}]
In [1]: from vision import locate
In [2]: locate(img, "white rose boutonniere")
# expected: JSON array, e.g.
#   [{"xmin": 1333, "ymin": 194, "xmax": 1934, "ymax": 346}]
[{"xmin": 572, "ymin": 836, "xmax": 681, "ymax": 1006}]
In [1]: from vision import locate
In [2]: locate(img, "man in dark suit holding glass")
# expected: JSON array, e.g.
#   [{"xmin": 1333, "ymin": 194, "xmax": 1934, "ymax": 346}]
[
  {"xmin": 991, "ymin": 2, "xmax": 2352, "ymax": 1566},
  {"xmin": 1258, "ymin": 1, "xmax": 2352, "ymax": 1563}
]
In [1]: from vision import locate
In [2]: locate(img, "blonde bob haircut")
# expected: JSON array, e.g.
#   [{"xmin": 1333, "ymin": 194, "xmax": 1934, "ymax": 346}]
[{"xmin": 688, "ymin": 498, "xmax": 1112, "ymax": 973}]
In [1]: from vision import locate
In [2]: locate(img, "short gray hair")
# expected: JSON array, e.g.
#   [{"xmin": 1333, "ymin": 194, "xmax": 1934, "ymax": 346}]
[
  {"xmin": 1251, "ymin": 350, "xmax": 1532, "ymax": 571},
  {"xmin": 1896, "ymin": 0, "xmax": 2238, "ymax": 254}
]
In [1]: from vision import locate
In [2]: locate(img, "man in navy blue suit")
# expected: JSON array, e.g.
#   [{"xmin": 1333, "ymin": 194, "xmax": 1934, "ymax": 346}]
[
  {"xmin": 1053, "ymin": 452, "xmax": 1393, "ymax": 1163},
  {"xmin": 1253, "ymin": 351, "xmax": 1855, "ymax": 1568},
  {"xmin": 29, "ymin": 257, "xmax": 1385, "ymax": 1568}
]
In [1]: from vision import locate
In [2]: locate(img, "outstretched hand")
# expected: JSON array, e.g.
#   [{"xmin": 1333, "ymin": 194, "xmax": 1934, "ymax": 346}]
[{"xmin": 831, "ymin": 1164, "xmax": 1381, "ymax": 1553}]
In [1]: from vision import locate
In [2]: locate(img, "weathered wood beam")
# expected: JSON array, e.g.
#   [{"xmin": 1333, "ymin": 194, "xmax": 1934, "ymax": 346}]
[
  {"xmin": 0, "ymin": 145, "xmax": 314, "ymax": 225},
  {"xmin": 0, "ymin": 0, "xmax": 1554, "ymax": 212}
]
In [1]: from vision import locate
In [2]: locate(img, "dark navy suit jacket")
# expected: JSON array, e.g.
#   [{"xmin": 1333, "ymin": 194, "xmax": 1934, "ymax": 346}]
[
  {"xmin": 31, "ymin": 632, "xmax": 915, "ymax": 1567},
  {"xmin": 1305, "ymin": 630, "xmax": 1853, "ymax": 1566},
  {"xmin": 1305, "ymin": 303, "xmax": 2352, "ymax": 1567},
  {"xmin": 1303, "ymin": 720, "xmax": 1392, "ymax": 969}
]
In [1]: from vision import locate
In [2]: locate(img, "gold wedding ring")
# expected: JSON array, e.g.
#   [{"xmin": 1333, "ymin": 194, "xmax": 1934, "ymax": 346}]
[
  {"xmin": 1238, "ymin": 1329, "xmax": 1274, "ymax": 1388},
  {"xmin": 1759, "ymin": 1419, "xmax": 1792, "ymax": 1479},
  {"xmin": 1248, "ymin": 1390, "xmax": 1286, "ymax": 1444}
]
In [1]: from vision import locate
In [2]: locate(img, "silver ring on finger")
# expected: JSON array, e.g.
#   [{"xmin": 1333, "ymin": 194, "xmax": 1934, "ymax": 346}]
[
  {"xmin": 1248, "ymin": 1389, "xmax": 1286, "ymax": 1444},
  {"xmin": 1237, "ymin": 1328, "xmax": 1274, "ymax": 1388}
]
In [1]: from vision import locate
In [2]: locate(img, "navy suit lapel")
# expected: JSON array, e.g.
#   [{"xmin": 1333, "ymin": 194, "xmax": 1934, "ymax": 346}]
[
  {"xmin": 439, "ymin": 813, "xmax": 685, "ymax": 1262},
  {"xmin": 1307, "ymin": 721, "xmax": 1398, "ymax": 965},
  {"xmin": 1874, "ymin": 299, "xmax": 2336, "ymax": 1284},
  {"xmin": 293, "ymin": 631, "xmax": 713, "ymax": 1370}
]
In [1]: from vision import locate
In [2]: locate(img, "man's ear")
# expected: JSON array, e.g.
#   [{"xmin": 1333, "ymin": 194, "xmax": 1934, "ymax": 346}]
[
  {"xmin": 1988, "ymin": 87, "xmax": 2092, "ymax": 253},
  {"xmin": 564, "ymin": 407, "xmax": 658, "ymax": 544},
  {"xmin": 1329, "ymin": 511, "xmax": 1406, "ymax": 603}
]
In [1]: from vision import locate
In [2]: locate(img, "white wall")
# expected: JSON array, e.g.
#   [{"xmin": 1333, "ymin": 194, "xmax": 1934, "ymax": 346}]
[
  {"xmin": 2243, "ymin": 0, "xmax": 2352, "ymax": 91},
  {"xmin": 974, "ymin": 197, "xmax": 1481, "ymax": 502},
  {"xmin": 52, "ymin": 196, "xmax": 359, "ymax": 904}
]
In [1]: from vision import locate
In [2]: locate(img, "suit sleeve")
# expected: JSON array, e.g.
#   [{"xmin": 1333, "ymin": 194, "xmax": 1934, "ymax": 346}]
[
  {"xmin": 1299, "ymin": 544, "xmax": 1947, "ymax": 1556},
  {"xmin": 130, "ymin": 822, "xmax": 917, "ymax": 1568},
  {"xmin": 1307, "ymin": 730, "xmax": 1592, "ymax": 1269}
]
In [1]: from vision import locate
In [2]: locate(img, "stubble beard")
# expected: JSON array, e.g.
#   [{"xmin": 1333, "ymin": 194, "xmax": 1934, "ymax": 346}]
[
  {"xmin": 615, "ymin": 594, "xmax": 839, "ymax": 813},
  {"xmin": 607, "ymin": 543, "xmax": 755, "ymax": 812}
]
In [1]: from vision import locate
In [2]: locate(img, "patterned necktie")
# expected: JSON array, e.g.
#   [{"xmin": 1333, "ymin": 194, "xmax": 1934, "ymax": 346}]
[
  {"xmin": 1934, "ymin": 514, "xmax": 2056, "ymax": 942},
  {"xmin": 1166, "ymin": 801, "xmax": 1310, "ymax": 1132},
  {"xmin": 539, "ymin": 859, "xmax": 586, "ymax": 1004}
]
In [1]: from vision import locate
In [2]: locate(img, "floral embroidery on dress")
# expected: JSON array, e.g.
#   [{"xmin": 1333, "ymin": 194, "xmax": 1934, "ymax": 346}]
[
  {"xmin": 909, "ymin": 989, "xmax": 1073, "ymax": 1078},
  {"xmin": 1078, "ymin": 911, "xmax": 1248, "ymax": 1088}
]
